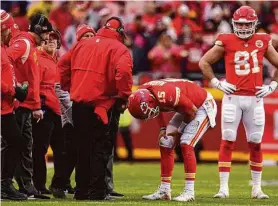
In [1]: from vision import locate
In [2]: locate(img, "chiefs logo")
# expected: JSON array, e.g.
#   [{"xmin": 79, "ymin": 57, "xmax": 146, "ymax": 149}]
[{"xmin": 255, "ymin": 40, "xmax": 263, "ymax": 48}]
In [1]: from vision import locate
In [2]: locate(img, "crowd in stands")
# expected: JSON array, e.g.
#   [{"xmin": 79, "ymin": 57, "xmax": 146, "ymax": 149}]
[{"xmin": 2, "ymin": 1, "xmax": 278, "ymax": 86}]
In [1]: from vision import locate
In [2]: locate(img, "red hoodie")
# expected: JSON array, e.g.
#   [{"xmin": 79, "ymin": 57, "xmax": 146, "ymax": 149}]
[
  {"xmin": 1, "ymin": 45, "xmax": 15, "ymax": 115},
  {"xmin": 7, "ymin": 31, "xmax": 40, "ymax": 110},
  {"xmin": 60, "ymin": 28, "xmax": 133, "ymax": 111},
  {"xmin": 37, "ymin": 49, "xmax": 61, "ymax": 115}
]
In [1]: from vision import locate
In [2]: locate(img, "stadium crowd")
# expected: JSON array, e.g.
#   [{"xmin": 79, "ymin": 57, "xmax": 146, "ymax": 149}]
[{"xmin": 2, "ymin": 1, "xmax": 278, "ymax": 84}]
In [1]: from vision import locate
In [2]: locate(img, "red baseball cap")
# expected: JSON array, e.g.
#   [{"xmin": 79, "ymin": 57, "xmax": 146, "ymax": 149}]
[
  {"xmin": 0, "ymin": 9, "xmax": 14, "ymax": 31},
  {"xmin": 76, "ymin": 24, "xmax": 96, "ymax": 41},
  {"xmin": 105, "ymin": 17, "xmax": 127, "ymax": 40}
]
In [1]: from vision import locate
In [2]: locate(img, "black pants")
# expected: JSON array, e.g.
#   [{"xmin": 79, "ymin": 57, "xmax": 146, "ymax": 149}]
[
  {"xmin": 115, "ymin": 126, "xmax": 134, "ymax": 161},
  {"xmin": 105, "ymin": 109, "xmax": 120, "ymax": 193},
  {"xmin": 14, "ymin": 107, "xmax": 33, "ymax": 189},
  {"xmin": 73, "ymin": 102, "xmax": 114, "ymax": 199},
  {"xmin": 32, "ymin": 108, "xmax": 65, "ymax": 190},
  {"xmin": 1, "ymin": 113, "xmax": 25, "ymax": 181},
  {"xmin": 62, "ymin": 123, "xmax": 76, "ymax": 187}
]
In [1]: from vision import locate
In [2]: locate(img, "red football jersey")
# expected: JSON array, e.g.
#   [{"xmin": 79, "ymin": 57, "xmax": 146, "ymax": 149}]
[
  {"xmin": 215, "ymin": 33, "xmax": 271, "ymax": 96},
  {"xmin": 139, "ymin": 79, "xmax": 207, "ymax": 114}
]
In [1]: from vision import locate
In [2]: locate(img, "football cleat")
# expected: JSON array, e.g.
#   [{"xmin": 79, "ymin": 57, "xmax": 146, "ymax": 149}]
[
  {"xmin": 142, "ymin": 186, "xmax": 171, "ymax": 200},
  {"xmin": 251, "ymin": 188, "xmax": 269, "ymax": 199},
  {"xmin": 213, "ymin": 189, "xmax": 229, "ymax": 198},
  {"xmin": 173, "ymin": 190, "xmax": 195, "ymax": 202}
]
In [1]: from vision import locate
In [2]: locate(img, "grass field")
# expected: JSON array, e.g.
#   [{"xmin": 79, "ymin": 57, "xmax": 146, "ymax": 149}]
[{"xmin": 2, "ymin": 163, "xmax": 278, "ymax": 206}]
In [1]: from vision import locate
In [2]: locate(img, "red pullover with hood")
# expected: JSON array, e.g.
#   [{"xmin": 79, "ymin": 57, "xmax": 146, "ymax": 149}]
[
  {"xmin": 7, "ymin": 31, "xmax": 41, "ymax": 110},
  {"xmin": 1, "ymin": 45, "xmax": 16, "ymax": 115},
  {"xmin": 60, "ymin": 27, "xmax": 133, "ymax": 124},
  {"xmin": 37, "ymin": 49, "xmax": 61, "ymax": 115}
]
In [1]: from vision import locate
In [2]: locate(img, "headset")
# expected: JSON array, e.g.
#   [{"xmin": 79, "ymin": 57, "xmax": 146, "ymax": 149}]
[
  {"xmin": 105, "ymin": 16, "xmax": 125, "ymax": 36},
  {"xmin": 34, "ymin": 14, "xmax": 44, "ymax": 34}
]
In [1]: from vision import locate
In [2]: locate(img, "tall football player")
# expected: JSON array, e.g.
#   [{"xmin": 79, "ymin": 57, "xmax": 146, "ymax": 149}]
[
  {"xmin": 199, "ymin": 6, "xmax": 278, "ymax": 199},
  {"xmin": 128, "ymin": 78, "xmax": 217, "ymax": 202}
]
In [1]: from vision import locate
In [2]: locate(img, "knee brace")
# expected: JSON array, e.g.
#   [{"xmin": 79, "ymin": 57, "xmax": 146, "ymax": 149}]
[
  {"xmin": 248, "ymin": 132, "xmax": 263, "ymax": 144},
  {"xmin": 222, "ymin": 129, "xmax": 236, "ymax": 142}
]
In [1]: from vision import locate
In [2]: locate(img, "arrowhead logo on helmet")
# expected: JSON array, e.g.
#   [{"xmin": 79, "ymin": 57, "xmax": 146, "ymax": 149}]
[
  {"xmin": 128, "ymin": 89, "xmax": 160, "ymax": 120},
  {"xmin": 232, "ymin": 6, "xmax": 258, "ymax": 39}
]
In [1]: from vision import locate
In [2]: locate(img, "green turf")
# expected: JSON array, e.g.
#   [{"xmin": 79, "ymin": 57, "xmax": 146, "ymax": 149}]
[{"xmin": 2, "ymin": 163, "xmax": 278, "ymax": 205}]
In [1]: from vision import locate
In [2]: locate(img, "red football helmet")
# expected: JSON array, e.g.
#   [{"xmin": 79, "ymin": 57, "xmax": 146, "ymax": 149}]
[
  {"xmin": 128, "ymin": 89, "xmax": 160, "ymax": 120},
  {"xmin": 232, "ymin": 6, "xmax": 258, "ymax": 39}
]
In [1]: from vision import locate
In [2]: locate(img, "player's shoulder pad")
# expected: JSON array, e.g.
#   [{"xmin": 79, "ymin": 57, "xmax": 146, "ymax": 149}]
[
  {"xmin": 255, "ymin": 32, "xmax": 272, "ymax": 46},
  {"xmin": 215, "ymin": 33, "xmax": 233, "ymax": 47}
]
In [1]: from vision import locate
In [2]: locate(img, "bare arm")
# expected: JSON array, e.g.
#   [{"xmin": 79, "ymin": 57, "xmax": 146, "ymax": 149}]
[
  {"xmin": 264, "ymin": 44, "xmax": 278, "ymax": 83},
  {"xmin": 199, "ymin": 45, "xmax": 225, "ymax": 81}
]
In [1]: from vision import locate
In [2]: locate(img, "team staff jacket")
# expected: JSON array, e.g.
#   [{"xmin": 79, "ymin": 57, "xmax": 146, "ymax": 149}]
[
  {"xmin": 57, "ymin": 48, "xmax": 71, "ymax": 91},
  {"xmin": 60, "ymin": 28, "xmax": 133, "ymax": 111},
  {"xmin": 37, "ymin": 49, "xmax": 61, "ymax": 115},
  {"xmin": 7, "ymin": 31, "xmax": 41, "ymax": 110},
  {"xmin": 1, "ymin": 45, "xmax": 15, "ymax": 115}
]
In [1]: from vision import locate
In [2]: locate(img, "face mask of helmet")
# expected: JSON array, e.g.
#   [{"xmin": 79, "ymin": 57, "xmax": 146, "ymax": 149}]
[{"xmin": 232, "ymin": 20, "xmax": 257, "ymax": 39}]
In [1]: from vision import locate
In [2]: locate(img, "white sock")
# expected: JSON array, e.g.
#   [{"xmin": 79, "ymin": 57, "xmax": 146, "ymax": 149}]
[
  {"xmin": 185, "ymin": 180, "xmax": 194, "ymax": 193},
  {"xmin": 219, "ymin": 172, "xmax": 229, "ymax": 191},
  {"xmin": 251, "ymin": 170, "xmax": 262, "ymax": 189},
  {"xmin": 160, "ymin": 182, "xmax": 171, "ymax": 191}
]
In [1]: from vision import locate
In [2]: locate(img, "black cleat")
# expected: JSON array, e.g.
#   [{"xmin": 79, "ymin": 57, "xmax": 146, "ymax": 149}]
[
  {"xmin": 37, "ymin": 188, "xmax": 52, "ymax": 195},
  {"xmin": 109, "ymin": 191, "xmax": 124, "ymax": 197},
  {"xmin": 1, "ymin": 179, "xmax": 27, "ymax": 201},
  {"xmin": 50, "ymin": 187, "xmax": 66, "ymax": 199},
  {"xmin": 64, "ymin": 185, "xmax": 75, "ymax": 194}
]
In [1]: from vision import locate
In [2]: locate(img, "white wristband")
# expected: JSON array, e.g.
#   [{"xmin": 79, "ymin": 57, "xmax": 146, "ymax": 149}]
[{"xmin": 210, "ymin": 78, "xmax": 220, "ymax": 88}]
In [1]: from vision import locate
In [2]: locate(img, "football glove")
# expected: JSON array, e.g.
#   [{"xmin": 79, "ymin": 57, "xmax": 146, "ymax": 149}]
[
  {"xmin": 210, "ymin": 78, "xmax": 236, "ymax": 95},
  {"xmin": 255, "ymin": 81, "xmax": 278, "ymax": 98}
]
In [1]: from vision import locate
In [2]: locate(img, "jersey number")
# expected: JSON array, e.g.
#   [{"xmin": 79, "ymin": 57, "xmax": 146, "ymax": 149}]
[
  {"xmin": 234, "ymin": 50, "xmax": 260, "ymax": 76},
  {"xmin": 158, "ymin": 91, "xmax": 166, "ymax": 103}
]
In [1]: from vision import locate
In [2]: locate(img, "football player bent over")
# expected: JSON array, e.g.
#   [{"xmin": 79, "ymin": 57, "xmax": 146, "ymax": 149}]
[{"xmin": 128, "ymin": 78, "xmax": 217, "ymax": 202}]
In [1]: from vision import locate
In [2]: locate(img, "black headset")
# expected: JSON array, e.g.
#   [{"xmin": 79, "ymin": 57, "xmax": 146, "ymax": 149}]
[
  {"xmin": 34, "ymin": 14, "xmax": 45, "ymax": 34},
  {"xmin": 105, "ymin": 16, "xmax": 125, "ymax": 36}
]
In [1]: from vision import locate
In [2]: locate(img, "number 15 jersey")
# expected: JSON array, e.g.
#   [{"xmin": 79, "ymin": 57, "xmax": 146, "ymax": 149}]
[{"xmin": 215, "ymin": 33, "xmax": 272, "ymax": 96}]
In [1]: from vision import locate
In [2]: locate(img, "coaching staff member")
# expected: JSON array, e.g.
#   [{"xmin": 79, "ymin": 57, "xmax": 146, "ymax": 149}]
[
  {"xmin": 6, "ymin": 13, "xmax": 52, "ymax": 197},
  {"xmin": 1, "ymin": 9, "xmax": 28, "ymax": 200},
  {"xmin": 60, "ymin": 16, "xmax": 133, "ymax": 200}
]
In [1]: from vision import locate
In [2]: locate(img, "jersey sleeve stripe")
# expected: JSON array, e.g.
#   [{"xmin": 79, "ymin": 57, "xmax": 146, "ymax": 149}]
[
  {"xmin": 18, "ymin": 39, "xmax": 31, "ymax": 64},
  {"xmin": 174, "ymin": 87, "xmax": 180, "ymax": 106}
]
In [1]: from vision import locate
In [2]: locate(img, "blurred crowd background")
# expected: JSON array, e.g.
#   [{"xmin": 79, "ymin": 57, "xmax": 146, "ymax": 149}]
[{"xmin": 2, "ymin": 0, "xmax": 278, "ymax": 87}]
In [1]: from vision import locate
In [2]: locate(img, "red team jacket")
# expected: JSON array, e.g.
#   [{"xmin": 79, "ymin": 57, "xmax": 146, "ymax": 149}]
[
  {"xmin": 215, "ymin": 33, "xmax": 271, "ymax": 96},
  {"xmin": 1, "ymin": 45, "xmax": 15, "ymax": 115},
  {"xmin": 140, "ymin": 79, "xmax": 207, "ymax": 127},
  {"xmin": 60, "ymin": 28, "xmax": 133, "ymax": 111},
  {"xmin": 57, "ymin": 48, "xmax": 72, "ymax": 91},
  {"xmin": 7, "ymin": 31, "xmax": 41, "ymax": 110},
  {"xmin": 37, "ymin": 49, "xmax": 61, "ymax": 115}
]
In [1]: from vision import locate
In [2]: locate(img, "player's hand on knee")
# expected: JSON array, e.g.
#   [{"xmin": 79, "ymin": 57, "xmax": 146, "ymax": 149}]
[
  {"xmin": 167, "ymin": 131, "xmax": 181, "ymax": 141},
  {"xmin": 255, "ymin": 81, "xmax": 278, "ymax": 98},
  {"xmin": 158, "ymin": 127, "xmax": 166, "ymax": 143},
  {"xmin": 210, "ymin": 78, "xmax": 236, "ymax": 95}
]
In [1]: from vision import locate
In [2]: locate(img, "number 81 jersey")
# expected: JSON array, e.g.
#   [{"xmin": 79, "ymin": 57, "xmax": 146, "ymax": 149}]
[{"xmin": 215, "ymin": 33, "xmax": 272, "ymax": 96}]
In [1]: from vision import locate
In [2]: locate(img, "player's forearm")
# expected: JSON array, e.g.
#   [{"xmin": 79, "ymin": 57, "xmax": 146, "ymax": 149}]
[{"xmin": 199, "ymin": 60, "xmax": 216, "ymax": 81}]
